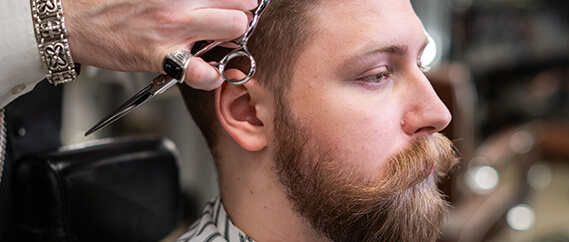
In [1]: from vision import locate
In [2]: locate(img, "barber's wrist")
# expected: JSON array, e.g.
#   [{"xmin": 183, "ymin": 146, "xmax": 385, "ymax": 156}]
[{"xmin": 30, "ymin": 0, "xmax": 80, "ymax": 85}]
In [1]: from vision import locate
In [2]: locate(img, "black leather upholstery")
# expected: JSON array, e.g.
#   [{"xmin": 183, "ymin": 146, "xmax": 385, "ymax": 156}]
[
  {"xmin": 13, "ymin": 137, "xmax": 182, "ymax": 242},
  {"xmin": 1, "ymin": 80, "xmax": 63, "ymax": 241}
]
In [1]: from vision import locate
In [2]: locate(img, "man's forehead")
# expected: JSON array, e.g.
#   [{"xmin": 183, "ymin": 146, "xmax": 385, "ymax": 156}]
[
  {"xmin": 307, "ymin": 0, "xmax": 423, "ymax": 46},
  {"xmin": 296, "ymin": 0, "xmax": 427, "ymax": 67}
]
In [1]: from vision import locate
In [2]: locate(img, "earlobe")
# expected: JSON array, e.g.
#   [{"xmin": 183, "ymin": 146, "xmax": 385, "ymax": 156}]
[{"xmin": 215, "ymin": 69, "xmax": 268, "ymax": 152}]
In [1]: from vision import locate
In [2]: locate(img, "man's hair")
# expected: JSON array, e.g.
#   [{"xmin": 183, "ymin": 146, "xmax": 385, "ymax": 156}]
[{"xmin": 179, "ymin": 0, "xmax": 319, "ymax": 157}]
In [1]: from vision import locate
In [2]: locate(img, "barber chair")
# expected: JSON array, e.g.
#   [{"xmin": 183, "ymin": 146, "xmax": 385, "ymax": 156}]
[{"xmin": 13, "ymin": 136, "xmax": 182, "ymax": 242}]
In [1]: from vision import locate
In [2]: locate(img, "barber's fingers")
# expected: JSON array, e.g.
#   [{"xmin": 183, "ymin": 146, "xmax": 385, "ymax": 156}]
[
  {"xmin": 157, "ymin": 2, "xmax": 258, "ymax": 91},
  {"xmin": 183, "ymin": 58, "xmax": 224, "ymax": 91},
  {"xmin": 197, "ymin": 0, "xmax": 258, "ymax": 10},
  {"xmin": 182, "ymin": 8, "xmax": 252, "ymax": 42},
  {"xmin": 154, "ymin": 8, "xmax": 249, "ymax": 81}
]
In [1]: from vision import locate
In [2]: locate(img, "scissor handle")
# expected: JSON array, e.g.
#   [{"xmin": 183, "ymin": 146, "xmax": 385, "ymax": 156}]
[{"xmin": 218, "ymin": 46, "xmax": 256, "ymax": 85}]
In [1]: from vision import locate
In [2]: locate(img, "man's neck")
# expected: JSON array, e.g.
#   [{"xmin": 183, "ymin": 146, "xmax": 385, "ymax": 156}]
[{"xmin": 217, "ymin": 148, "xmax": 328, "ymax": 242}]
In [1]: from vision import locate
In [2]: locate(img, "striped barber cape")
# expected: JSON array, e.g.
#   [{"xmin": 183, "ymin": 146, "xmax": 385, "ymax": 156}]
[{"xmin": 177, "ymin": 196, "xmax": 254, "ymax": 242}]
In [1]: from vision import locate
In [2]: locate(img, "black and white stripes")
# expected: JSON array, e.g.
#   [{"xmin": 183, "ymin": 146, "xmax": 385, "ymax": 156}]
[{"xmin": 177, "ymin": 196, "xmax": 254, "ymax": 242}]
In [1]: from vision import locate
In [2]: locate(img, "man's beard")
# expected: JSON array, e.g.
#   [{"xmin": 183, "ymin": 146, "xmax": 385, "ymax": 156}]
[{"xmin": 272, "ymin": 100, "xmax": 460, "ymax": 242}]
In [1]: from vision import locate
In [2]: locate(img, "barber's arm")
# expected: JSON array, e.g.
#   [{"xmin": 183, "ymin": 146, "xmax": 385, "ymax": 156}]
[
  {"xmin": 0, "ymin": 0, "xmax": 45, "ymax": 108},
  {"xmin": 0, "ymin": 0, "xmax": 257, "ymax": 108}
]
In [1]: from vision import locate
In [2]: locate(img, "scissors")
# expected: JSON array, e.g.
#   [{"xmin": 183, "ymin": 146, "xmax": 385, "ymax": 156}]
[{"xmin": 85, "ymin": 0, "xmax": 270, "ymax": 136}]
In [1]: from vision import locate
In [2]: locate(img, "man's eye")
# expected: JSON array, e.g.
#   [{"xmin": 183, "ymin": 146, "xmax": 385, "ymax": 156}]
[{"xmin": 359, "ymin": 72, "xmax": 389, "ymax": 84}]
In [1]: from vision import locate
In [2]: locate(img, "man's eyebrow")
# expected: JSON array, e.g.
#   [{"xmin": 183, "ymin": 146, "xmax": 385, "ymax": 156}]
[
  {"xmin": 345, "ymin": 37, "xmax": 431, "ymax": 64},
  {"xmin": 358, "ymin": 44, "xmax": 409, "ymax": 59},
  {"xmin": 340, "ymin": 45, "xmax": 408, "ymax": 73},
  {"xmin": 363, "ymin": 37, "xmax": 430, "ymax": 57},
  {"xmin": 382, "ymin": 45, "xmax": 409, "ymax": 56}
]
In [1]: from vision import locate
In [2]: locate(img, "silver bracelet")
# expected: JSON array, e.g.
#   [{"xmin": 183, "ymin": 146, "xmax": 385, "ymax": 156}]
[{"xmin": 31, "ymin": 0, "xmax": 79, "ymax": 85}]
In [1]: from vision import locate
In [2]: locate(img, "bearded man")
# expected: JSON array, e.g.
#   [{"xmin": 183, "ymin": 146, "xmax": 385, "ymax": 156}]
[{"xmin": 177, "ymin": 0, "xmax": 460, "ymax": 241}]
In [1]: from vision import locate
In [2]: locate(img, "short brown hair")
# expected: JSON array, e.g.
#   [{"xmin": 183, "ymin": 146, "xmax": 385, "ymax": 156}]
[{"xmin": 178, "ymin": 0, "xmax": 319, "ymax": 156}]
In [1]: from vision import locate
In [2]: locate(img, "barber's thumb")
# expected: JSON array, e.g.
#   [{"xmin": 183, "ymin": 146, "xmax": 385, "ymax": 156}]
[{"xmin": 184, "ymin": 58, "xmax": 224, "ymax": 91}]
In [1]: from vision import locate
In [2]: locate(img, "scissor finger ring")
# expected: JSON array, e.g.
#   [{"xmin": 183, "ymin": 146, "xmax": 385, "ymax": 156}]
[
  {"xmin": 162, "ymin": 50, "xmax": 192, "ymax": 83},
  {"xmin": 219, "ymin": 48, "xmax": 256, "ymax": 85}
]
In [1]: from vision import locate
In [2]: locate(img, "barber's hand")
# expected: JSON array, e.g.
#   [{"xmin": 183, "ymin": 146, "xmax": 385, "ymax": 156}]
[{"xmin": 63, "ymin": 0, "xmax": 257, "ymax": 90}]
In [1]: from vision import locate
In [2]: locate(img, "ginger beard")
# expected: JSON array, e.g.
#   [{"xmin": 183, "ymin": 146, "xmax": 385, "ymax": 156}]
[{"xmin": 272, "ymin": 99, "xmax": 460, "ymax": 242}]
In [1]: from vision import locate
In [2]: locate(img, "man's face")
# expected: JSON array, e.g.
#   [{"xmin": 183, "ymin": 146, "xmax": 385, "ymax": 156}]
[
  {"xmin": 269, "ymin": 0, "xmax": 458, "ymax": 241},
  {"xmin": 284, "ymin": 0, "xmax": 452, "ymax": 183}
]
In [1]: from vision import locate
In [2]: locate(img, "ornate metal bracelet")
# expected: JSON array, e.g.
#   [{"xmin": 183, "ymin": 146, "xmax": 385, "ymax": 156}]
[{"xmin": 31, "ymin": 0, "xmax": 79, "ymax": 85}]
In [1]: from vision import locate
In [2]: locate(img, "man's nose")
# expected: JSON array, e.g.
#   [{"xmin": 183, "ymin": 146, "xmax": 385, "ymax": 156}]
[{"xmin": 400, "ymin": 70, "xmax": 452, "ymax": 137}]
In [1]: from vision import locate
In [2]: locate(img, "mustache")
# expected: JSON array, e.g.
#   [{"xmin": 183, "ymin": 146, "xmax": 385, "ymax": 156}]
[
  {"xmin": 317, "ymin": 133, "xmax": 460, "ymax": 197},
  {"xmin": 376, "ymin": 133, "xmax": 460, "ymax": 195}
]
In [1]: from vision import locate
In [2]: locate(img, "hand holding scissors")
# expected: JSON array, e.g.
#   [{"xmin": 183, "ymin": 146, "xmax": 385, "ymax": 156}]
[{"xmin": 85, "ymin": 0, "xmax": 270, "ymax": 136}]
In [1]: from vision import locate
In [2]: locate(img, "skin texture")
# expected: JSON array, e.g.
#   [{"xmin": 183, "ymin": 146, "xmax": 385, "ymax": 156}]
[
  {"xmin": 62, "ymin": 0, "xmax": 257, "ymax": 90},
  {"xmin": 211, "ymin": 0, "xmax": 456, "ymax": 241}
]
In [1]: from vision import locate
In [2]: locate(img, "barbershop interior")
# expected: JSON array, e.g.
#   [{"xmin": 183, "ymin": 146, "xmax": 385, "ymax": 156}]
[{"xmin": 21, "ymin": 0, "xmax": 567, "ymax": 241}]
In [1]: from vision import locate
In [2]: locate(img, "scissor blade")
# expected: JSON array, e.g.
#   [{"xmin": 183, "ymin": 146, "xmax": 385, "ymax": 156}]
[{"xmin": 84, "ymin": 83, "xmax": 154, "ymax": 136}]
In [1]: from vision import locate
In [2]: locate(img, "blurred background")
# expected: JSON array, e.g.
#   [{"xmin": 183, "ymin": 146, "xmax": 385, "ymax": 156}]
[{"xmin": 59, "ymin": 0, "xmax": 569, "ymax": 241}]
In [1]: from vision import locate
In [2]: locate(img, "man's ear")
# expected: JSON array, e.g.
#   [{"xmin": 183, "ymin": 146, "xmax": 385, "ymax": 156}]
[{"xmin": 215, "ymin": 69, "xmax": 270, "ymax": 151}]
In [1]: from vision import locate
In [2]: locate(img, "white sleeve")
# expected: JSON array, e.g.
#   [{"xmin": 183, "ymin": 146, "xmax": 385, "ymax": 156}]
[{"xmin": 0, "ymin": 0, "xmax": 47, "ymax": 108}]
